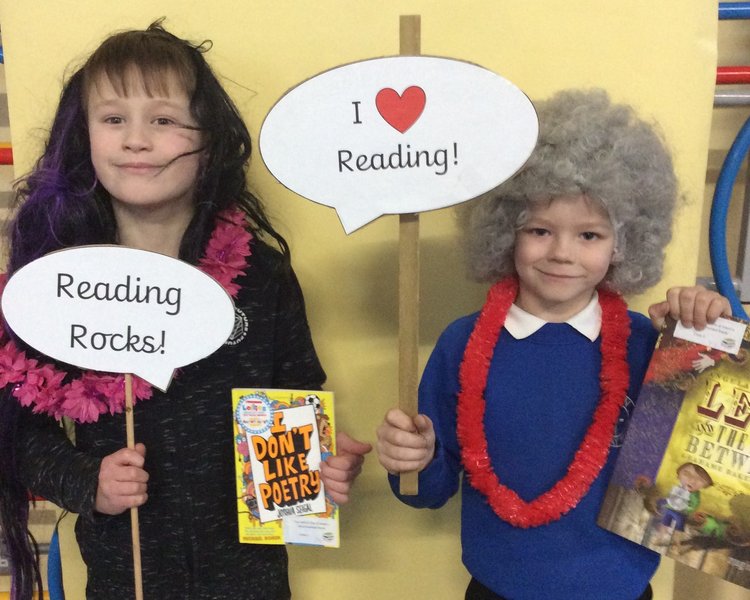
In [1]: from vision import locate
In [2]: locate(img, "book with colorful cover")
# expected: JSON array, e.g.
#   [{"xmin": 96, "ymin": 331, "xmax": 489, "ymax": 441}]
[
  {"xmin": 232, "ymin": 388, "xmax": 338, "ymax": 547},
  {"xmin": 598, "ymin": 316, "xmax": 750, "ymax": 588}
]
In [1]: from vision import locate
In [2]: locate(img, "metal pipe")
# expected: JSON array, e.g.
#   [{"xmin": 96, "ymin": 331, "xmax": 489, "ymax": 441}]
[
  {"xmin": 710, "ymin": 116, "xmax": 750, "ymax": 318},
  {"xmin": 718, "ymin": 66, "xmax": 750, "ymax": 85},
  {"xmin": 715, "ymin": 89, "xmax": 750, "ymax": 106},
  {"xmin": 720, "ymin": 2, "xmax": 750, "ymax": 20}
]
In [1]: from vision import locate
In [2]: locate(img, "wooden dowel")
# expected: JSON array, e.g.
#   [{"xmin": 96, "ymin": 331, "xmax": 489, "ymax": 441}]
[
  {"xmin": 398, "ymin": 14, "xmax": 421, "ymax": 496},
  {"xmin": 125, "ymin": 373, "xmax": 144, "ymax": 600},
  {"xmin": 399, "ymin": 213, "xmax": 420, "ymax": 495},
  {"xmin": 400, "ymin": 15, "xmax": 421, "ymax": 56}
]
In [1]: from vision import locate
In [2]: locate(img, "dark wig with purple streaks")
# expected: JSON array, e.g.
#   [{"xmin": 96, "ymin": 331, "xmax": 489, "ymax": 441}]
[
  {"xmin": 9, "ymin": 18, "xmax": 288, "ymax": 275},
  {"xmin": 1, "ymin": 19, "xmax": 287, "ymax": 599}
]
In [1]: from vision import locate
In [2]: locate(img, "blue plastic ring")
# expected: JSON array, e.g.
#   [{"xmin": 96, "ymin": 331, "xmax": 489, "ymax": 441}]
[{"xmin": 709, "ymin": 116, "xmax": 750, "ymax": 318}]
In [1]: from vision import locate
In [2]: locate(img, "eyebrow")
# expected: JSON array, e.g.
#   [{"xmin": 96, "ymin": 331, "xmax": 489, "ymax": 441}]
[
  {"xmin": 87, "ymin": 93, "xmax": 190, "ymax": 112},
  {"xmin": 88, "ymin": 97, "xmax": 190, "ymax": 111},
  {"xmin": 525, "ymin": 217, "xmax": 613, "ymax": 229}
]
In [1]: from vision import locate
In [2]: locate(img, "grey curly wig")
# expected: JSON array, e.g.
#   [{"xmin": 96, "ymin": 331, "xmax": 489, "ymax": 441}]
[{"xmin": 459, "ymin": 88, "xmax": 678, "ymax": 295}]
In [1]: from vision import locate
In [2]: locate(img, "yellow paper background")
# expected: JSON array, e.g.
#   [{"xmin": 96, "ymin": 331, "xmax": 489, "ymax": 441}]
[{"xmin": 0, "ymin": 2, "xmax": 721, "ymax": 598}]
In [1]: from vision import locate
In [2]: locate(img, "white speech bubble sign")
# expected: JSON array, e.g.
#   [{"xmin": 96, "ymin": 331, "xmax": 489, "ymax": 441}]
[
  {"xmin": 260, "ymin": 56, "xmax": 538, "ymax": 234},
  {"xmin": 1, "ymin": 246, "xmax": 235, "ymax": 391}
]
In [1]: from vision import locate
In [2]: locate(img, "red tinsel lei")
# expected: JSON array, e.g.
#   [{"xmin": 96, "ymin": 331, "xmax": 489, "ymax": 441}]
[
  {"xmin": 0, "ymin": 207, "xmax": 252, "ymax": 424},
  {"xmin": 456, "ymin": 276, "xmax": 631, "ymax": 528}
]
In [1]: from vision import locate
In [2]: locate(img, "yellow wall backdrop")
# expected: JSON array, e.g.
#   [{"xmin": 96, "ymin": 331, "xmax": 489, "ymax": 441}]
[{"xmin": 0, "ymin": 1, "xmax": 723, "ymax": 599}]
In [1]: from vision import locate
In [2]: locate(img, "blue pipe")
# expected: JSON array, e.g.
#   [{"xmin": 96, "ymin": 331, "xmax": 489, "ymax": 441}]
[
  {"xmin": 47, "ymin": 527, "xmax": 65, "ymax": 600},
  {"xmin": 0, "ymin": 47, "xmax": 3, "ymax": 64},
  {"xmin": 709, "ymin": 116, "xmax": 750, "ymax": 319},
  {"xmin": 714, "ymin": 2, "xmax": 750, "ymax": 316},
  {"xmin": 720, "ymin": 2, "xmax": 750, "ymax": 19}
]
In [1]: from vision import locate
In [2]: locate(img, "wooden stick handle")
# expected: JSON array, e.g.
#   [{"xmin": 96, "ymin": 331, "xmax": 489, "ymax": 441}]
[
  {"xmin": 397, "ymin": 14, "xmax": 422, "ymax": 496},
  {"xmin": 400, "ymin": 14, "xmax": 420, "ymax": 56},
  {"xmin": 399, "ymin": 212, "xmax": 420, "ymax": 495},
  {"xmin": 125, "ymin": 373, "xmax": 144, "ymax": 600},
  {"xmin": 130, "ymin": 508, "xmax": 143, "ymax": 600},
  {"xmin": 398, "ymin": 15, "xmax": 422, "ymax": 496}
]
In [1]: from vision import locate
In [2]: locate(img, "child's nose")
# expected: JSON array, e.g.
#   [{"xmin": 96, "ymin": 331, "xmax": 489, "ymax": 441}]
[
  {"xmin": 549, "ymin": 236, "xmax": 574, "ymax": 261},
  {"xmin": 123, "ymin": 123, "xmax": 152, "ymax": 151}
]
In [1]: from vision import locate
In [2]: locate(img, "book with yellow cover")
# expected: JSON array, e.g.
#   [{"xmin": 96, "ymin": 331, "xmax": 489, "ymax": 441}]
[
  {"xmin": 232, "ymin": 388, "xmax": 338, "ymax": 547},
  {"xmin": 598, "ymin": 317, "xmax": 750, "ymax": 588}
]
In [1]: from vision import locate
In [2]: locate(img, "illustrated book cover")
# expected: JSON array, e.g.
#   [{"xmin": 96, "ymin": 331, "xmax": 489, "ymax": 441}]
[
  {"xmin": 232, "ymin": 388, "xmax": 338, "ymax": 547},
  {"xmin": 598, "ymin": 317, "xmax": 750, "ymax": 588}
]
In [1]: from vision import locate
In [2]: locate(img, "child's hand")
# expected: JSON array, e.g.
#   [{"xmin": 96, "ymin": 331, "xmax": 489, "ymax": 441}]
[
  {"xmin": 320, "ymin": 432, "xmax": 372, "ymax": 505},
  {"xmin": 94, "ymin": 443, "xmax": 149, "ymax": 515},
  {"xmin": 376, "ymin": 408, "xmax": 435, "ymax": 475},
  {"xmin": 648, "ymin": 285, "xmax": 731, "ymax": 330}
]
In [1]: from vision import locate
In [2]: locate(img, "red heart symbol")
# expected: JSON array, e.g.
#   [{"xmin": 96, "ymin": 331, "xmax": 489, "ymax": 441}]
[{"xmin": 375, "ymin": 86, "xmax": 426, "ymax": 133}]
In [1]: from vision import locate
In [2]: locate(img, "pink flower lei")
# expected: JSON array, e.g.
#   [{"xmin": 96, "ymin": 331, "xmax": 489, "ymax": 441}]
[{"xmin": 0, "ymin": 208, "xmax": 252, "ymax": 423}]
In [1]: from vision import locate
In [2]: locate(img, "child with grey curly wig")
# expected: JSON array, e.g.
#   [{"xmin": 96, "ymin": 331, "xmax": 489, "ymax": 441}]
[
  {"xmin": 376, "ymin": 88, "xmax": 729, "ymax": 600},
  {"xmin": 462, "ymin": 88, "xmax": 676, "ymax": 295}
]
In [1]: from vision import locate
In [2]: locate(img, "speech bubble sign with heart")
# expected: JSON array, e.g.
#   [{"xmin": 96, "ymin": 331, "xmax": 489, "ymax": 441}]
[{"xmin": 260, "ymin": 56, "xmax": 538, "ymax": 234}]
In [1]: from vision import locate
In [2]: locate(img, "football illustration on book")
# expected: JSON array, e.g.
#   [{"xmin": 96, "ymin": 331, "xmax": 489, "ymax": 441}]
[
  {"xmin": 598, "ymin": 317, "xmax": 750, "ymax": 589},
  {"xmin": 232, "ymin": 389, "xmax": 338, "ymax": 547}
]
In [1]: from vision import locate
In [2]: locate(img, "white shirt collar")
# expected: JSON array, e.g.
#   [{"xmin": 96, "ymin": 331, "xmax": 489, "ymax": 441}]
[{"xmin": 504, "ymin": 295, "xmax": 602, "ymax": 341}]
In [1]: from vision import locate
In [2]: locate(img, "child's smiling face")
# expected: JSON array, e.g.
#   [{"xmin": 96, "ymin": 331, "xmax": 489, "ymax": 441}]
[
  {"xmin": 86, "ymin": 68, "xmax": 204, "ymax": 220},
  {"xmin": 513, "ymin": 195, "xmax": 616, "ymax": 322}
]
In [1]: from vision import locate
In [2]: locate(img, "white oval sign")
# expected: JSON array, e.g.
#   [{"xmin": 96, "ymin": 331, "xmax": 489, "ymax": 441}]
[
  {"xmin": 1, "ymin": 246, "xmax": 236, "ymax": 391},
  {"xmin": 260, "ymin": 56, "xmax": 538, "ymax": 234}
]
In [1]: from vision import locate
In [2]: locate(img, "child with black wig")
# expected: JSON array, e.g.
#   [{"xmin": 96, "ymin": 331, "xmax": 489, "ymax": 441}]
[
  {"xmin": 0, "ymin": 21, "xmax": 370, "ymax": 600},
  {"xmin": 376, "ymin": 89, "xmax": 730, "ymax": 600}
]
